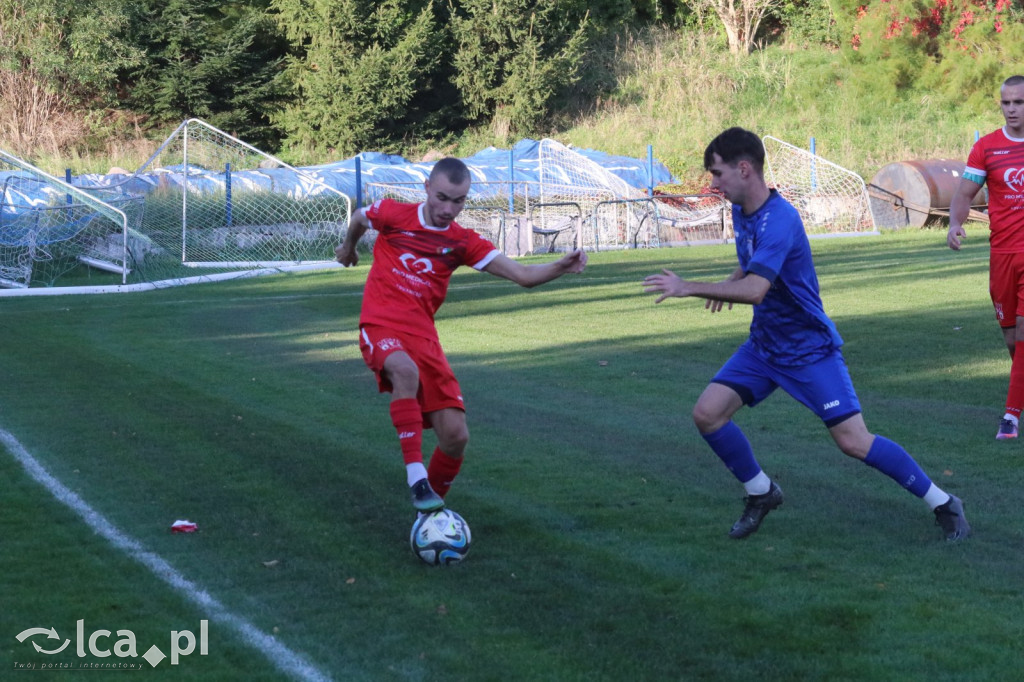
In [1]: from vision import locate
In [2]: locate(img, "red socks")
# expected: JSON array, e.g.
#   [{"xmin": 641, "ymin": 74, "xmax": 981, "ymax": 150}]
[
  {"xmin": 427, "ymin": 447, "xmax": 463, "ymax": 499},
  {"xmin": 390, "ymin": 399, "xmax": 464, "ymax": 498},
  {"xmin": 389, "ymin": 398, "xmax": 423, "ymax": 465},
  {"xmin": 1007, "ymin": 341, "xmax": 1024, "ymax": 421}
]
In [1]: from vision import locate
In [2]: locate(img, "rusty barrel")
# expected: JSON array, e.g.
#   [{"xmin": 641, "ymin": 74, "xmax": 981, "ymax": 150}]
[{"xmin": 869, "ymin": 159, "xmax": 980, "ymax": 228}]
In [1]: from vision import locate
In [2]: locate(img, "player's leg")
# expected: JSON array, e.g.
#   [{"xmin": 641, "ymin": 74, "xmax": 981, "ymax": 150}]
[
  {"xmin": 382, "ymin": 351, "xmax": 446, "ymax": 511},
  {"xmin": 695, "ymin": 346, "xmax": 783, "ymax": 539},
  {"xmin": 783, "ymin": 350, "xmax": 933, "ymax": 494},
  {"xmin": 415, "ymin": 338, "xmax": 468, "ymax": 500},
  {"xmin": 990, "ymin": 252, "xmax": 1021, "ymax": 438},
  {"xmin": 778, "ymin": 349, "xmax": 968, "ymax": 540},
  {"xmin": 996, "ymin": 319, "xmax": 1023, "ymax": 438},
  {"xmin": 426, "ymin": 408, "xmax": 468, "ymax": 499},
  {"xmin": 693, "ymin": 382, "xmax": 758, "ymax": 485},
  {"xmin": 359, "ymin": 326, "xmax": 443, "ymax": 512},
  {"xmin": 829, "ymin": 414, "xmax": 969, "ymax": 540}
]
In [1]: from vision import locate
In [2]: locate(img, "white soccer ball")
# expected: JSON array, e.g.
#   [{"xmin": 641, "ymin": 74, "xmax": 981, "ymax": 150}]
[{"xmin": 410, "ymin": 509, "xmax": 471, "ymax": 566}]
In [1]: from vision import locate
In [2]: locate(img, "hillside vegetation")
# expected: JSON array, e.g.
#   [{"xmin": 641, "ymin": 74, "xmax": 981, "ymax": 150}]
[
  {"xmin": 551, "ymin": 29, "xmax": 1010, "ymax": 188},
  {"xmin": 2, "ymin": 0, "xmax": 1022, "ymax": 184}
]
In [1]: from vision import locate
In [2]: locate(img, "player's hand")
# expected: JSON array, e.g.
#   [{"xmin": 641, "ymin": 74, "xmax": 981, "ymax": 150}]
[
  {"xmin": 947, "ymin": 224, "xmax": 966, "ymax": 251},
  {"xmin": 643, "ymin": 269, "xmax": 685, "ymax": 304},
  {"xmin": 335, "ymin": 242, "xmax": 358, "ymax": 266},
  {"xmin": 561, "ymin": 248, "xmax": 588, "ymax": 273},
  {"xmin": 705, "ymin": 298, "xmax": 733, "ymax": 313}
]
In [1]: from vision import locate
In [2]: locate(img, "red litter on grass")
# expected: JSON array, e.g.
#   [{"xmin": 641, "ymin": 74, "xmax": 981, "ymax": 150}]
[{"xmin": 171, "ymin": 520, "xmax": 198, "ymax": 533}]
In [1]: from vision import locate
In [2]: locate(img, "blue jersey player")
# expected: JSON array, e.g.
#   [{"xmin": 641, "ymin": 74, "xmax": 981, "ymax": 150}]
[{"xmin": 642, "ymin": 127, "xmax": 970, "ymax": 542}]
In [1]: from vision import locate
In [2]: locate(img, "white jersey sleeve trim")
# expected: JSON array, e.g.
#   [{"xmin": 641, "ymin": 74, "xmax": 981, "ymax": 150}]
[
  {"xmin": 472, "ymin": 249, "xmax": 501, "ymax": 271},
  {"xmin": 963, "ymin": 165, "xmax": 987, "ymax": 182}
]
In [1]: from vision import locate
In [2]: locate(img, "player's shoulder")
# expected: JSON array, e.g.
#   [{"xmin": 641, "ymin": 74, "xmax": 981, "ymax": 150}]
[
  {"xmin": 764, "ymin": 190, "xmax": 802, "ymax": 223},
  {"xmin": 366, "ymin": 198, "xmax": 421, "ymax": 226},
  {"xmin": 977, "ymin": 128, "xmax": 1023, "ymax": 150}
]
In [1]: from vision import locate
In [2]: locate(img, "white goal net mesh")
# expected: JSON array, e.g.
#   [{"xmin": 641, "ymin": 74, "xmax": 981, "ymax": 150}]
[
  {"xmin": 0, "ymin": 150, "xmax": 141, "ymax": 288},
  {"xmin": 2, "ymin": 119, "xmax": 352, "ymax": 292},
  {"xmin": 117, "ymin": 119, "xmax": 351, "ymax": 282},
  {"xmin": 762, "ymin": 136, "xmax": 876, "ymax": 235},
  {"xmin": 366, "ymin": 138, "xmax": 728, "ymax": 255},
  {"xmin": 538, "ymin": 139, "xmax": 728, "ymax": 249}
]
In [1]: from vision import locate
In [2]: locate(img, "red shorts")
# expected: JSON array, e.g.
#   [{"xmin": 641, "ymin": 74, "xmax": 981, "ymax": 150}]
[
  {"xmin": 989, "ymin": 252, "xmax": 1024, "ymax": 327},
  {"xmin": 358, "ymin": 325, "xmax": 465, "ymax": 420}
]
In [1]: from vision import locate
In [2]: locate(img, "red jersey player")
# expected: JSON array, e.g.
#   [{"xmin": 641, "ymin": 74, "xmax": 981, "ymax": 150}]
[
  {"xmin": 948, "ymin": 74, "xmax": 1024, "ymax": 440},
  {"xmin": 335, "ymin": 157, "xmax": 588, "ymax": 512}
]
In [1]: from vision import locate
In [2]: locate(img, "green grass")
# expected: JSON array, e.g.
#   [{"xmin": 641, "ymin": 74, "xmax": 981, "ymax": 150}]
[{"xmin": 1, "ymin": 229, "xmax": 1021, "ymax": 681}]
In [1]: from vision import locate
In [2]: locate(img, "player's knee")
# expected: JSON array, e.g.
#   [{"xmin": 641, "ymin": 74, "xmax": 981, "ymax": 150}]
[
  {"xmin": 692, "ymin": 403, "xmax": 725, "ymax": 433},
  {"xmin": 439, "ymin": 426, "xmax": 469, "ymax": 455},
  {"xmin": 385, "ymin": 362, "xmax": 419, "ymax": 393},
  {"xmin": 834, "ymin": 433, "xmax": 870, "ymax": 460}
]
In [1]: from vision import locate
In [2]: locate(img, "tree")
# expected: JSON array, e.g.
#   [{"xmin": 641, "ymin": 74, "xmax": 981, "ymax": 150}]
[
  {"xmin": 123, "ymin": 0, "xmax": 288, "ymax": 148},
  {"xmin": 683, "ymin": 0, "xmax": 782, "ymax": 54},
  {"xmin": 270, "ymin": 0, "xmax": 446, "ymax": 155},
  {"xmin": 448, "ymin": 0, "xmax": 590, "ymax": 138},
  {"xmin": 842, "ymin": 0, "xmax": 1024, "ymax": 111},
  {"xmin": 0, "ymin": 0, "xmax": 142, "ymax": 155}
]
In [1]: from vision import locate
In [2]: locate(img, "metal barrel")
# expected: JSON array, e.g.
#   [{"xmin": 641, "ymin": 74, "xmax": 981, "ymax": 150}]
[{"xmin": 869, "ymin": 159, "xmax": 983, "ymax": 228}]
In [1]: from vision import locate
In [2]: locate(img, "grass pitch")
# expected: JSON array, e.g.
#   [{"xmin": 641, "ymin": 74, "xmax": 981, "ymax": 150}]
[{"xmin": 1, "ymin": 229, "xmax": 1020, "ymax": 680}]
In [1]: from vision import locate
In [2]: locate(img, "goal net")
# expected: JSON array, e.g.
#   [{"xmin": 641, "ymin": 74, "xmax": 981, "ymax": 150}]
[
  {"xmin": 0, "ymin": 150, "xmax": 142, "ymax": 288},
  {"xmin": 1, "ymin": 119, "xmax": 352, "ymax": 293},
  {"xmin": 112, "ymin": 118, "xmax": 352, "ymax": 283},
  {"xmin": 363, "ymin": 180, "xmax": 536, "ymax": 256},
  {"xmin": 365, "ymin": 138, "xmax": 728, "ymax": 254},
  {"xmin": 538, "ymin": 139, "xmax": 728, "ymax": 249},
  {"xmin": 762, "ymin": 136, "xmax": 876, "ymax": 235}
]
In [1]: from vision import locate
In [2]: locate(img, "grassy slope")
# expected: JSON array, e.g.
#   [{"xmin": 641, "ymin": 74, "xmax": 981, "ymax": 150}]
[{"xmin": 453, "ymin": 29, "xmax": 1003, "ymax": 190}]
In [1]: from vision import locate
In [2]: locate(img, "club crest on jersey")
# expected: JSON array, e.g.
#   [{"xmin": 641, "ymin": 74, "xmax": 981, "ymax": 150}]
[
  {"xmin": 1004, "ymin": 167, "xmax": 1024, "ymax": 192},
  {"xmin": 436, "ymin": 246, "xmax": 453, "ymax": 255},
  {"xmin": 399, "ymin": 253, "xmax": 434, "ymax": 274}
]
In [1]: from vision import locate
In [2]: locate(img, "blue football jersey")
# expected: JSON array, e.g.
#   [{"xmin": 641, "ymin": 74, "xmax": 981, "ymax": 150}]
[{"xmin": 732, "ymin": 190, "xmax": 843, "ymax": 365}]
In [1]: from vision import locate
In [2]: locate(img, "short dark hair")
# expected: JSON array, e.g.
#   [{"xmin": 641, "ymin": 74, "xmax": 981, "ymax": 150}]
[
  {"xmin": 703, "ymin": 127, "xmax": 765, "ymax": 175},
  {"xmin": 430, "ymin": 157, "xmax": 470, "ymax": 185},
  {"xmin": 1003, "ymin": 75, "xmax": 1024, "ymax": 88}
]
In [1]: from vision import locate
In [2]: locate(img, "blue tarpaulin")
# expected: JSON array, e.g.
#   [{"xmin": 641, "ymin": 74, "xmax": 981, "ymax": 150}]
[{"xmin": 64, "ymin": 139, "xmax": 677, "ymax": 203}]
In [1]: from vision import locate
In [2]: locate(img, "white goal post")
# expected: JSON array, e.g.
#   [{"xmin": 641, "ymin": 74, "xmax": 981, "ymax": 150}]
[
  {"xmin": 1, "ymin": 119, "xmax": 353, "ymax": 294},
  {"xmin": 0, "ymin": 149, "xmax": 139, "ymax": 289},
  {"xmin": 127, "ymin": 118, "xmax": 352, "ymax": 274},
  {"xmin": 762, "ymin": 136, "xmax": 877, "ymax": 236}
]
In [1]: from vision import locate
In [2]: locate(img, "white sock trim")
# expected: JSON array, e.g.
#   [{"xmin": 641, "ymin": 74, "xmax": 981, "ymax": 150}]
[
  {"xmin": 923, "ymin": 483, "xmax": 950, "ymax": 510},
  {"xmin": 406, "ymin": 462, "xmax": 428, "ymax": 487},
  {"xmin": 743, "ymin": 471, "xmax": 771, "ymax": 496}
]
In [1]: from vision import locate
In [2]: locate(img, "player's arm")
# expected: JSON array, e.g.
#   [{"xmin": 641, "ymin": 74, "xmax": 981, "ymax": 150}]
[
  {"xmin": 643, "ymin": 268, "xmax": 771, "ymax": 306},
  {"xmin": 335, "ymin": 208, "xmax": 370, "ymax": 266},
  {"xmin": 481, "ymin": 249, "xmax": 588, "ymax": 288},
  {"xmin": 705, "ymin": 266, "xmax": 744, "ymax": 312},
  {"xmin": 947, "ymin": 176, "xmax": 985, "ymax": 251}
]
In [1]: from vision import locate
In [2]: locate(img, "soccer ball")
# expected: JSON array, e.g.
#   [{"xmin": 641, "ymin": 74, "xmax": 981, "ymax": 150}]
[{"xmin": 410, "ymin": 509, "xmax": 471, "ymax": 566}]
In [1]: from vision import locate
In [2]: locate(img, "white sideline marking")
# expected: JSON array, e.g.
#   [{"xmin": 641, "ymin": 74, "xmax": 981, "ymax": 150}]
[{"xmin": 0, "ymin": 427, "xmax": 333, "ymax": 682}]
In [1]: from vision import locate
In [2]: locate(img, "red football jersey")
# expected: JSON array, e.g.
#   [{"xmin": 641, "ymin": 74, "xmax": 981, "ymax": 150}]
[
  {"xmin": 359, "ymin": 199, "xmax": 500, "ymax": 338},
  {"xmin": 965, "ymin": 127, "xmax": 1024, "ymax": 253}
]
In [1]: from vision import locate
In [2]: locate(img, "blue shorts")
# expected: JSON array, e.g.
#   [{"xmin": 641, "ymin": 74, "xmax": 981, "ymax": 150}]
[{"xmin": 711, "ymin": 342, "xmax": 861, "ymax": 428}]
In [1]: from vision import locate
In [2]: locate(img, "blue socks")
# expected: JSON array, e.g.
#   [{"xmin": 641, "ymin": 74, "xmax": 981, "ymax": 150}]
[
  {"xmin": 702, "ymin": 421, "xmax": 761, "ymax": 484},
  {"xmin": 702, "ymin": 424, "xmax": 936, "ymax": 502},
  {"xmin": 863, "ymin": 435, "xmax": 932, "ymax": 497}
]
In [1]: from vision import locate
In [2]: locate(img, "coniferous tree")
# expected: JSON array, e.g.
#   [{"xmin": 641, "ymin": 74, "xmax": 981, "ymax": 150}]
[
  {"xmin": 448, "ymin": 0, "xmax": 590, "ymax": 139},
  {"xmin": 270, "ymin": 0, "xmax": 447, "ymax": 155},
  {"xmin": 124, "ymin": 0, "xmax": 288, "ymax": 148}
]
